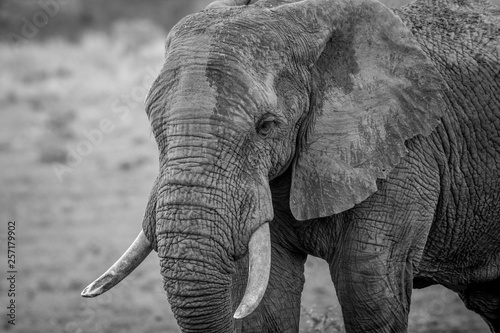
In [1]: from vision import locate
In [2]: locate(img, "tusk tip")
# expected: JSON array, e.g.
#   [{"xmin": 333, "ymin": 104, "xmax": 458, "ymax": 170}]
[
  {"xmin": 233, "ymin": 305, "xmax": 249, "ymax": 319},
  {"xmin": 80, "ymin": 274, "xmax": 113, "ymax": 298},
  {"xmin": 234, "ymin": 299, "xmax": 261, "ymax": 319},
  {"xmin": 81, "ymin": 283, "xmax": 104, "ymax": 298},
  {"xmin": 81, "ymin": 286, "xmax": 99, "ymax": 298}
]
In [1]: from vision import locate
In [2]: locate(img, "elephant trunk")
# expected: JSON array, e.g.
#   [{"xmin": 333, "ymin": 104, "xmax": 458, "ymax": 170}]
[
  {"xmin": 158, "ymin": 225, "xmax": 271, "ymax": 332},
  {"xmin": 158, "ymin": 230, "xmax": 234, "ymax": 332},
  {"xmin": 156, "ymin": 163, "xmax": 273, "ymax": 331}
]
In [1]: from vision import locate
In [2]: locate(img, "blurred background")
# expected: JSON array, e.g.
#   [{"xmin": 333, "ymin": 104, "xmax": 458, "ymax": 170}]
[{"xmin": 0, "ymin": 0, "xmax": 498, "ymax": 332}]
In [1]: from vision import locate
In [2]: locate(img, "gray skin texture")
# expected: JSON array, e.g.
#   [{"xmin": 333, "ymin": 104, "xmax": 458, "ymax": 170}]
[{"xmin": 139, "ymin": 0, "xmax": 500, "ymax": 332}]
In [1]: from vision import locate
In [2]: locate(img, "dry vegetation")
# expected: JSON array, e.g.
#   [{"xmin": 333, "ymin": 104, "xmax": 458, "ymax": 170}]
[{"xmin": 0, "ymin": 0, "xmax": 498, "ymax": 332}]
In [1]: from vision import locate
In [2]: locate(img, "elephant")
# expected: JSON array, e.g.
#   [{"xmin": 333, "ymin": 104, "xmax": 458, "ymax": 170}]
[{"xmin": 81, "ymin": 0, "xmax": 500, "ymax": 331}]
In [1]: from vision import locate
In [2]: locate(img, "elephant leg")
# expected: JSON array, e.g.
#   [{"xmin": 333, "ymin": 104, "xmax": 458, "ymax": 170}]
[
  {"xmin": 232, "ymin": 219, "xmax": 308, "ymax": 333},
  {"xmin": 330, "ymin": 236, "xmax": 414, "ymax": 333},
  {"xmin": 328, "ymin": 158, "xmax": 439, "ymax": 333},
  {"xmin": 459, "ymin": 280, "xmax": 500, "ymax": 332}
]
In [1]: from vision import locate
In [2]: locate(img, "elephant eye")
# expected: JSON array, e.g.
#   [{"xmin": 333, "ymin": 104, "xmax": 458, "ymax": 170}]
[{"xmin": 256, "ymin": 115, "xmax": 277, "ymax": 138}]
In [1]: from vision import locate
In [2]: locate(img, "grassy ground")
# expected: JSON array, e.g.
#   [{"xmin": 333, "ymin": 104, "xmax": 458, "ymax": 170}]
[{"xmin": 0, "ymin": 3, "xmax": 497, "ymax": 332}]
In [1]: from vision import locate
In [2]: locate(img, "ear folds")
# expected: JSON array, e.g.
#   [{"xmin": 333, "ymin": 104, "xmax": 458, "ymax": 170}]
[{"xmin": 289, "ymin": 0, "xmax": 447, "ymax": 220}]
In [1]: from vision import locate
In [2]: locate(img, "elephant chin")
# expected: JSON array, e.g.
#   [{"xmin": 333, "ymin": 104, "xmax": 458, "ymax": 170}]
[
  {"xmin": 234, "ymin": 222, "xmax": 271, "ymax": 319},
  {"xmin": 81, "ymin": 231, "xmax": 152, "ymax": 298}
]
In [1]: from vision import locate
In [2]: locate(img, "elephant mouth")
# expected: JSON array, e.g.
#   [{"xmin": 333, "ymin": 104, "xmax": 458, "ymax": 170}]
[{"xmin": 81, "ymin": 222, "xmax": 271, "ymax": 319}]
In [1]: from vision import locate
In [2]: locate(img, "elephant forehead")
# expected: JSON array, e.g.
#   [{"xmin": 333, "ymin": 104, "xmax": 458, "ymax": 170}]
[
  {"xmin": 168, "ymin": 6, "xmax": 291, "ymax": 69},
  {"xmin": 161, "ymin": 33, "xmax": 279, "ymax": 125}
]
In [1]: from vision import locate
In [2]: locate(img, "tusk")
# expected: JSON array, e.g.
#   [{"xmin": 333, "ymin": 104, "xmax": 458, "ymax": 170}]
[
  {"xmin": 233, "ymin": 223, "xmax": 271, "ymax": 319},
  {"xmin": 81, "ymin": 230, "xmax": 152, "ymax": 298}
]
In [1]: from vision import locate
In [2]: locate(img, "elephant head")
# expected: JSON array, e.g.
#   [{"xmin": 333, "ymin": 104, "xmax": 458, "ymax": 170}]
[{"xmin": 82, "ymin": 0, "xmax": 445, "ymax": 331}]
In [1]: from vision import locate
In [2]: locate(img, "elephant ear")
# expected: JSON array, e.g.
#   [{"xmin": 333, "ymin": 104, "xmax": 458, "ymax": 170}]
[
  {"xmin": 206, "ymin": 0, "xmax": 251, "ymax": 9},
  {"xmin": 288, "ymin": 0, "xmax": 447, "ymax": 220}
]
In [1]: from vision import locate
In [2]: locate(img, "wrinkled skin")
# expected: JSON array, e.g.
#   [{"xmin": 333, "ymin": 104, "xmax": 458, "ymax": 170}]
[{"xmin": 87, "ymin": 0, "xmax": 500, "ymax": 332}]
